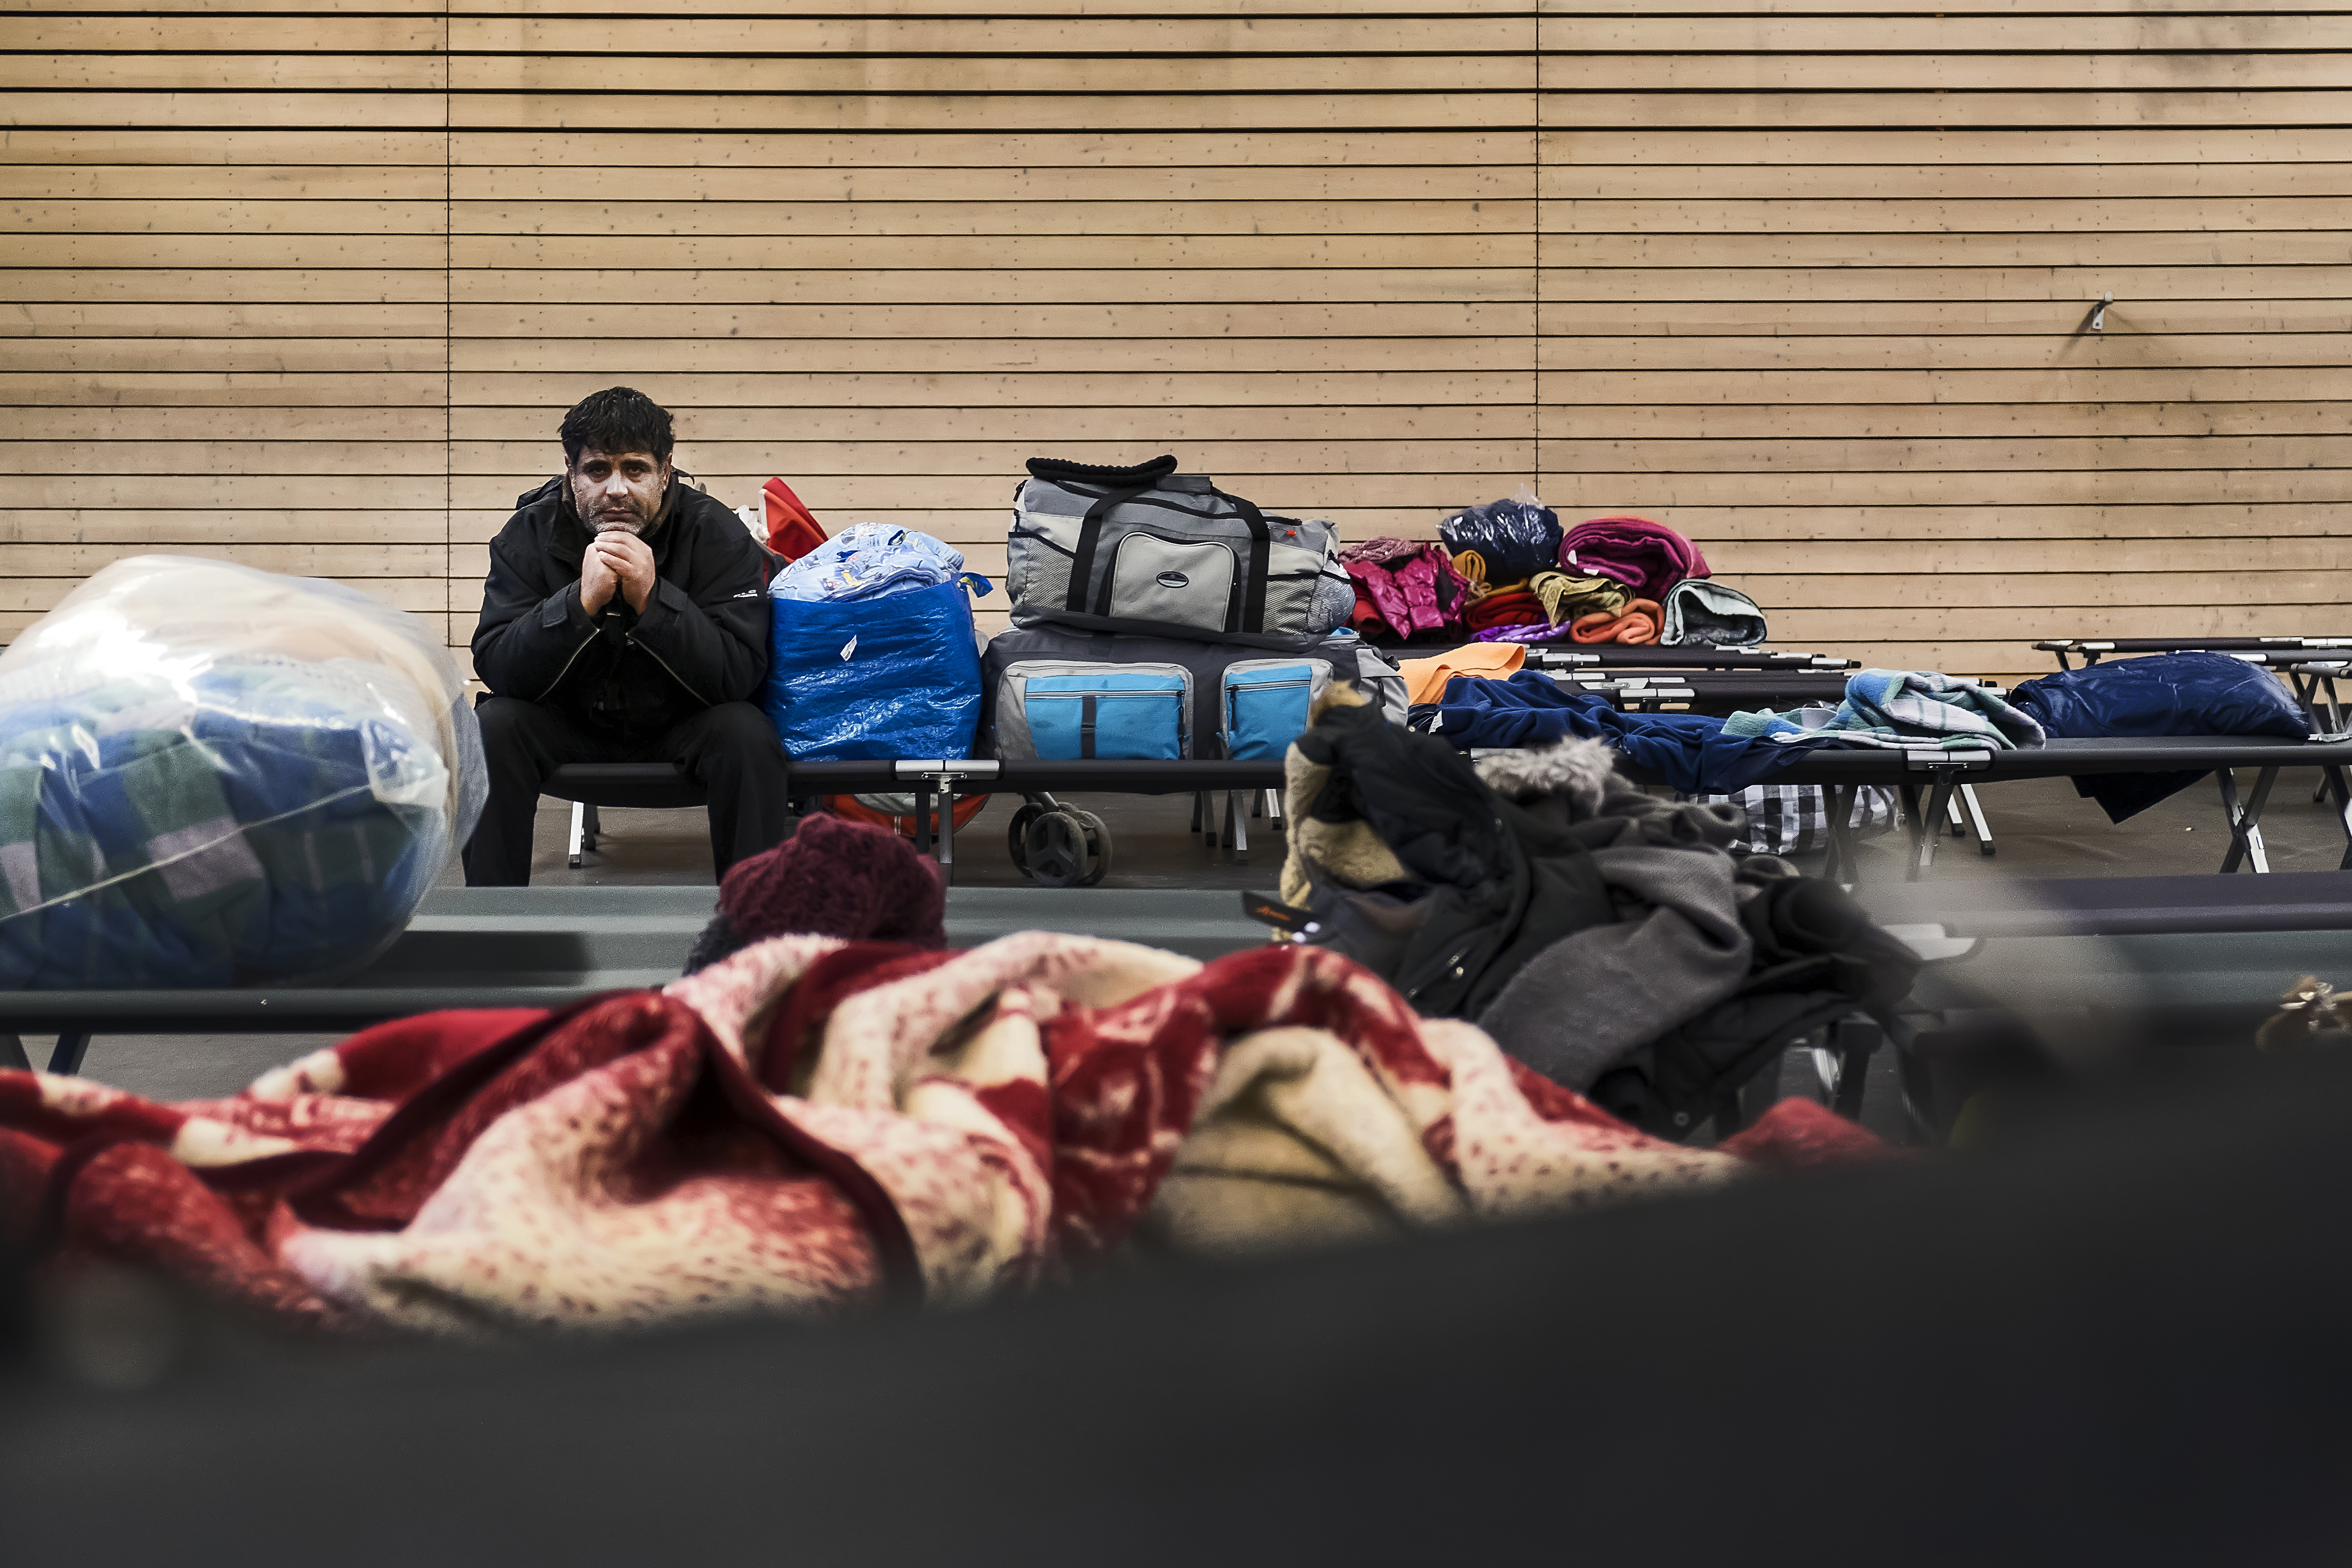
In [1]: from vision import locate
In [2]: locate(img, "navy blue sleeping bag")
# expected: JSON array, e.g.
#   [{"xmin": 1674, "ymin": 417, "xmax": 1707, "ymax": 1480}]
[{"xmin": 2008, "ymin": 652, "xmax": 2309, "ymax": 821}]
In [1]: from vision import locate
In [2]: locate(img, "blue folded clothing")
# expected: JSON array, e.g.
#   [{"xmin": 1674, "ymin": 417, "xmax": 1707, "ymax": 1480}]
[{"xmin": 1411, "ymin": 671, "xmax": 1835, "ymax": 794}]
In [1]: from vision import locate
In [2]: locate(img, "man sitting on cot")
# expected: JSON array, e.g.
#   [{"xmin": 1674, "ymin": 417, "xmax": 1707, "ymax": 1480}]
[{"xmin": 463, "ymin": 386, "xmax": 792, "ymax": 886}]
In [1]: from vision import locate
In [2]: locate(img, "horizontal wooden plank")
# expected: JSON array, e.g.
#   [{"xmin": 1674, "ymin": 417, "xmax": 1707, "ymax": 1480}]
[
  {"xmin": 450, "ymin": 94, "xmax": 1531, "ymax": 134},
  {"xmin": 1546, "ymin": 368, "xmax": 2352, "ymax": 403},
  {"xmin": 1544, "ymin": 162, "xmax": 2352, "ymax": 201},
  {"xmin": 0, "ymin": 57, "xmax": 448, "ymax": 93},
  {"xmin": 5, "ymin": 341, "xmax": 449, "ymax": 373},
  {"xmin": 6, "ymin": 235, "xmax": 448, "ymax": 267},
  {"xmin": 1545, "ymin": 402, "xmax": 2352, "ymax": 440},
  {"xmin": 0, "ymin": 267, "xmax": 1533, "ymax": 308},
  {"xmin": 8, "ymin": 441, "xmax": 452, "ymax": 476},
  {"xmin": 1536, "ymin": 434, "xmax": 2352, "ymax": 472},
  {"xmin": 5, "ymin": 474, "xmax": 448, "ymax": 508},
  {"xmin": 0, "ymin": 15, "xmax": 441, "ymax": 50},
  {"xmin": 0, "ymin": 369, "xmax": 1535, "ymax": 407},
  {"xmin": 456, "ymin": 163, "xmax": 1535, "ymax": 203},
  {"xmin": 449, "ymin": 470, "xmax": 1521, "ymax": 513},
  {"xmin": 445, "ymin": 198, "xmax": 1524, "ymax": 238},
  {"xmin": 1548, "ymin": 15, "xmax": 2350, "ymax": 52},
  {"xmin": 1722, "ymin": 573, "xmax": 2352, "ymax": 611},
  {"xmin": 0, "ymin": 130, "xmax": 444, "ymax": 164},
  {"xmin": 0, "ymin": 166, "xmax": 450, "ymax": 200},
  {"xmin": 1538, "ymin": 197, "xmax": 2348, "ymax": 235},
  {"xmin": 3, "ymin": 200, "xmax": 448, "ymax": 234},
  {"xmin": 0, "ymin": 541, "xmax": 449, "ymax": 575},
  {"xmin": 452, "ymin": 232, "xmax": 1534, "ymax": 268},
  {"xmin": 0, "ymin": 304, "xmax": 449, "ymax": 337},
  {"xmin": 3, "ymin": 401, "xmax": 1516, "ymax": 444},
  {"xmin": 1768, "ymin": 606, "xmax": 2352, "ymax": 648},
  {"xmin": 446, "ymin": 16, "xmax": 1536, "ymax": 54},
  {"xmin": 1712, "ymin": 536, "xmax": 2352, "ymax": 576},
  {"xmin": 449, "ymin": 56, "xmax": 1531, "ymax": 97},
  {"xmin": 1537, "ymin": 265, "xmax": 2352, "ymax": 303},
  {"xmin": 453, "ymin": 338, "xmax": 1529, "ymax": 374},
  {"xmin": 1539, "ymin": 334, "xmax": 2352, "ymax": 372},
  {"xmin": 1536, "ymin": 300, "xmax": 2352, "ymax": 337},
  {"xmin": 448, "ymin": 302, "xmax": 1527, "ymax": 339},
  {"xmin": 0, "ymin": 373, "xmax": 449, "ymax": 404},
  {"xmin": 4, "ymin": 93, "xmax": 457, "ymax": 131},
  {"xmin": 1540, "ymin": 128, "xmax": 2352, "ymax": 166},
  {"xmin": 1529, "ymin": 504, "xmax": 2348, "ymax": 542},
  {"xmin": 444, "ymin": 268, "xmax": 1532, "ymax": 306},
  {"xmin": 8, "ymin": 437, "xmax": 1535, "ymax": 478},
  {"xmin": 1538, "ymin": 469, "xmax": 2352, "ymax": 506},
  {"xmin": 0, "ymin": 574, "xmax": 450, "ymax": 614},
  {"xmin": 1545, "ymin": 55, "xmax": 2352, "ymax": 95},
  {"xmin": 442, "ymin": 504, "xmax": 1474, "ymax": 542},
  {"xmin": 1541, "ymin": 91, "xmax": 2352, "ymax": 133},
  {"xmin": 0, "ymin": 509, "xmax": 450, "ymax": 543},
  {"xmin": 0, "ymin": 269, "xmax": 450, "ymax": 304},
  {"xmin": 452, "ymin": 129, "xmax": 1524, "ymax": 170},
  {"xmin": 1537, "ymin": 231, "xmax": 2352, "ymax": 267}
]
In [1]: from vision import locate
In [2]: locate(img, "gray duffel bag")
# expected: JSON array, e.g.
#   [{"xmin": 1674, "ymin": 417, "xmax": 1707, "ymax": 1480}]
[{"xmin": 1007, "ymin": 455, "xmax": 1351, "ymax": 639}]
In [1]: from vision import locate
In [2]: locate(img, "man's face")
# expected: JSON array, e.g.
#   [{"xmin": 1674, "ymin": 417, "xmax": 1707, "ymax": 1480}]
[{"xmin": 567, "ymin": 446, "xmax": 670, "ymax": 536}]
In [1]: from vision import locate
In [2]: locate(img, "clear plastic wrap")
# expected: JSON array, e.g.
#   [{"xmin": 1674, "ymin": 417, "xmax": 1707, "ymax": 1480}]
[{"xmin": 0, "ymin": 556, "xmax": 487, "ymax": 989}]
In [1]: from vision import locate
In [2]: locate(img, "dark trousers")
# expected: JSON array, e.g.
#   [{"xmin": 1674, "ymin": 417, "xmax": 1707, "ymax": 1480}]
[{"xmin": 462, "ymin": 696, "xmax": 794, "ymax": 887}]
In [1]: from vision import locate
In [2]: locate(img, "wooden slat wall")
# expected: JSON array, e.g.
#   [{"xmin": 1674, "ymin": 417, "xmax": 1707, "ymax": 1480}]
[
  {"xmin": 4, "ymin": 2, "xmax": 2343, "ymax": 679},
  {"xmin": 1540, "ymin": 1, "xmax": 2352, "ymax": 676}
]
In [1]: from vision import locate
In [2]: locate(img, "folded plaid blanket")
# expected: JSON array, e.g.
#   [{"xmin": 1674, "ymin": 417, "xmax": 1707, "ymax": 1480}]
[
  {"xmin": 1722, "ymin": 669, "xmax": 2046, "ymax": 752},
  {"xmin": 0, "ymin": 662, "xmax": 452, "ymax": 989}
]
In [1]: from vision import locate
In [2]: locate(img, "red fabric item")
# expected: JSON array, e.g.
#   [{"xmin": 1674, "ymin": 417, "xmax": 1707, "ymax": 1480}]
[
  {"xmin": 0, "ymin": 940, "xmax": 1888, "ymax": 1336},
  {"xmin": 762, "ymin": 476, "xmax": 827, "ymax": 562},
  {"xmin": 1568, "ymin": 597, "xmax": 1663, "ymax": 645},
  {"xmin": 1465, "ymin": 587, "xmax": 1546, "ymax": 632},
  {"xmin": 720, "ymin": 813, "xmax": 945, "ymax": 950},
  {"xmin": 825, "ymin": 793, "xmax": 990, "ymax": 844}
]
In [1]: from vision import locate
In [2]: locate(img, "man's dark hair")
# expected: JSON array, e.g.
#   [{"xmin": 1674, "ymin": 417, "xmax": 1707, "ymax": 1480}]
[{"xmin": 559, "ymin": 387, "xmax": 675, "ymax": 466}]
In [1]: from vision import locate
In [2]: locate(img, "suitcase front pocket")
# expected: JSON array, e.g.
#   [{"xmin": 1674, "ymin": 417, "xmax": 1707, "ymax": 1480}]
[
  {"xmin": 1220, "ymin": 658, "xmax": 1327, "ymax": 760},
  {"xmin": 1021, "ymin": 672, "xmax": 1188, "ymax": 760}
]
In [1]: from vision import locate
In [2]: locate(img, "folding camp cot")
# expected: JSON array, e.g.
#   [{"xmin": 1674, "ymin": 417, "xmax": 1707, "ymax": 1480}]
[
  {"xmin": 1612, "ymin": 734, "xmax": 2352, "ymax": 882},
  {"xmin": 1525, "ymin": 645, "xmax": 1857, "ymax": 673},
  {"xmin": 0, "ymin": 883, "xmax": 1272, "ymax": 1078},
  {"xmin": 2035, "ymin": 637, "xmax": 2352, "ymax": 671}
]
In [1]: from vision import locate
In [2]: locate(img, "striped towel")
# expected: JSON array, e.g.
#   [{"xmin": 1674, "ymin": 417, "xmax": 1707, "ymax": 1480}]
[{"xmin": 1723, "ymin": 669, "xmax": 2046, "ymax": 752}]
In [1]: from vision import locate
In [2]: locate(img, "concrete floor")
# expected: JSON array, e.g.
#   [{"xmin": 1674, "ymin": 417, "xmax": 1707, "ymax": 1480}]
[{"xmin": 62, "ymin": 764, "xmax": 2352, "ymax": 1103}]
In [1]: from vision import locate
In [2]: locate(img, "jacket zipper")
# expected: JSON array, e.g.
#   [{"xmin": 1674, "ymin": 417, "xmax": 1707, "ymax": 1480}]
[
  {"xmin": 533, "ymin": 629, "xmax": 600, "ymax": 703},
  {"xmin": 1401, "ymin": 808, "xmax": 1513, "ymax": 1006},
  {"xmin": 627, "ymin": 631, "xmax": 714, "ymax": 707}
]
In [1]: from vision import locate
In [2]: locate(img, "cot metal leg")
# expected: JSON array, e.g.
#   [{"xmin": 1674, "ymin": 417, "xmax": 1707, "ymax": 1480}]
[
  {"xmin": 1829, "ymin": 1015, "xmax": 1881, "ymax": 1123},
  {"xmin": 1959, "ymin": 783, "xmax": 1996, "ymax": 857},
  {"xmin": 0, "ymin": 1032, "xmax": 29, "ymax": 1072},
  {"xmin": 935, "ymin": 790, "xmax": 956, "ymax": 886},
  {"xmin": 1945, "ymin": 792, "xmax": 1966, "ymax": 838},
  {"xmin": 911, "ymin": 778, "xmax": 934, "ymax": 860},
  {"xmin": 1265, "ymin": 787, "xmax": 1283, "ymax": 822},
  {"xmin": 2321, "ymin": 765, "xmax": 2352, "ymax": 871},
  {"xmin": 1223, "ymin": 790, "xmax": 1249, "ymax": 861},
  {"xmin": 582, "ymin": 802, "xmax": 599, "ymax": 851},
  {"xmin": 1910, "ymin": 775, "xmax": 1960, "ymax": 881},
  {"xmin": 1822, "ymin": 784, "xmax": 1860, "ymax": 884},
  {"xmin": 567, "ymin": 800, "xmax": 588, "ymax": 867},
  {"xmin": 46, "ymin": 1032, "xmax": 91, "ymax": 1076},
  {"xmin": 2217, "ymin": 766, "xmax": 2277, "ymax": 875}
]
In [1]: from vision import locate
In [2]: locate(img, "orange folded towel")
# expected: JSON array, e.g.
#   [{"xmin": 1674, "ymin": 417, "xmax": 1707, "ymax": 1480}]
[
  {"xmin": 1398, "ymin": 641, "xmax": 1527, "ymax": 705},
  {"xmin": 1568, "ymin": 598, "xmax": 1663, "ymax": 646}
]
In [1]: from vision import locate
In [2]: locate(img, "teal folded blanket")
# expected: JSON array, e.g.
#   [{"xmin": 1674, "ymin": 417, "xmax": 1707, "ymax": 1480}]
[{"xmin": 1723, "ymin": 669, "xmax": 2046, "ymax": 752}]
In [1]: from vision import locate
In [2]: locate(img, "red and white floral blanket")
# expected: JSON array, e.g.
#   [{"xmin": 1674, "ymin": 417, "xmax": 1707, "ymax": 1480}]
[{"xmin": 0, "ymin": 936, "xmax": 1877, "ymax": 1335}]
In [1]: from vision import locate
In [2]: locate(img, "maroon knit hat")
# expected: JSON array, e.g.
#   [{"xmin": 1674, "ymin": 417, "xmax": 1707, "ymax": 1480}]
[{"xmin": 684, "ymin": 815, "xmax": 945, "ymax": 973}]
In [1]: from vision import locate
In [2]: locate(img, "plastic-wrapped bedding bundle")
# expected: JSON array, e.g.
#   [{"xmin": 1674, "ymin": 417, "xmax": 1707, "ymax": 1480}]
[{"xmin": 0, "ymin": 556, "xmax": 486, "ymax": 989}]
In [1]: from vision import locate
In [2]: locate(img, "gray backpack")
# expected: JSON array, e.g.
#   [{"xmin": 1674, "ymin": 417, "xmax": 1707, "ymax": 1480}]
[{"xmin": 1007, "ymin": 455, "xmax": 1350, "ymax": 639}]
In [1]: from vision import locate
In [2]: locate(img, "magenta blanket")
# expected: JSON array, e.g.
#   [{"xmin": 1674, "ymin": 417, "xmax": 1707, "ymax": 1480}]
[{"xmin": 1559, "ymin": 516, "xmax": 1709, "ymax": 602}]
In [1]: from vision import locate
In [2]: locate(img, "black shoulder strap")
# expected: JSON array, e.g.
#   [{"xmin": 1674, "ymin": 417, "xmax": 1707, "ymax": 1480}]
[
  {"xmin": 1026, "ymin": 454, "xmax": 1179, "ymax": 486},
  {"xmin": 1062, "ymin": 480, "xmax": 1159, "ymax": 614},
  {"xmin": 1212, "ymin": 486, "xmax": 1273, "ymax": 634}
]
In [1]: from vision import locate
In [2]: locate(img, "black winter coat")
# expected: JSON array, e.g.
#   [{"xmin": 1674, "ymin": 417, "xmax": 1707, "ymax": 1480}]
[{"xmin": 471, "ymin": 475, "xmax": 773, "ymax": 739}]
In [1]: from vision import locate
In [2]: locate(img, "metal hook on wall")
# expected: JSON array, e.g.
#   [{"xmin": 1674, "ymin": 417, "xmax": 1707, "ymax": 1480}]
[{"xmin": 2085, "ymin": 291, "xmax": 2114, "ymax": 333}]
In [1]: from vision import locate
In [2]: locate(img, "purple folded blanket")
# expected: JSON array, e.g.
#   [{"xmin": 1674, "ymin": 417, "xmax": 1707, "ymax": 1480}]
[{"xmin": 1558, "ymin": 515, "xmax": 1709, "ymax": 602}]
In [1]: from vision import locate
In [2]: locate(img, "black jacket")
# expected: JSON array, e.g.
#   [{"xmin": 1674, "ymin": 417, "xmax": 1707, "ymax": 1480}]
[{"xmin": 472, "ymin": 475, "xmax": 773, "ymax": 738}]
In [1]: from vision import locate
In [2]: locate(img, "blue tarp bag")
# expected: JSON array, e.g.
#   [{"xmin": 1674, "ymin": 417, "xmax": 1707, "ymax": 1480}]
[
  {"xmin": 762, "ymin": 578, "xmax": 983, "ymax": 759},
  {"xmin": 2010, "ymin": 652, "xmax": 2308, "ymax": 739}
]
